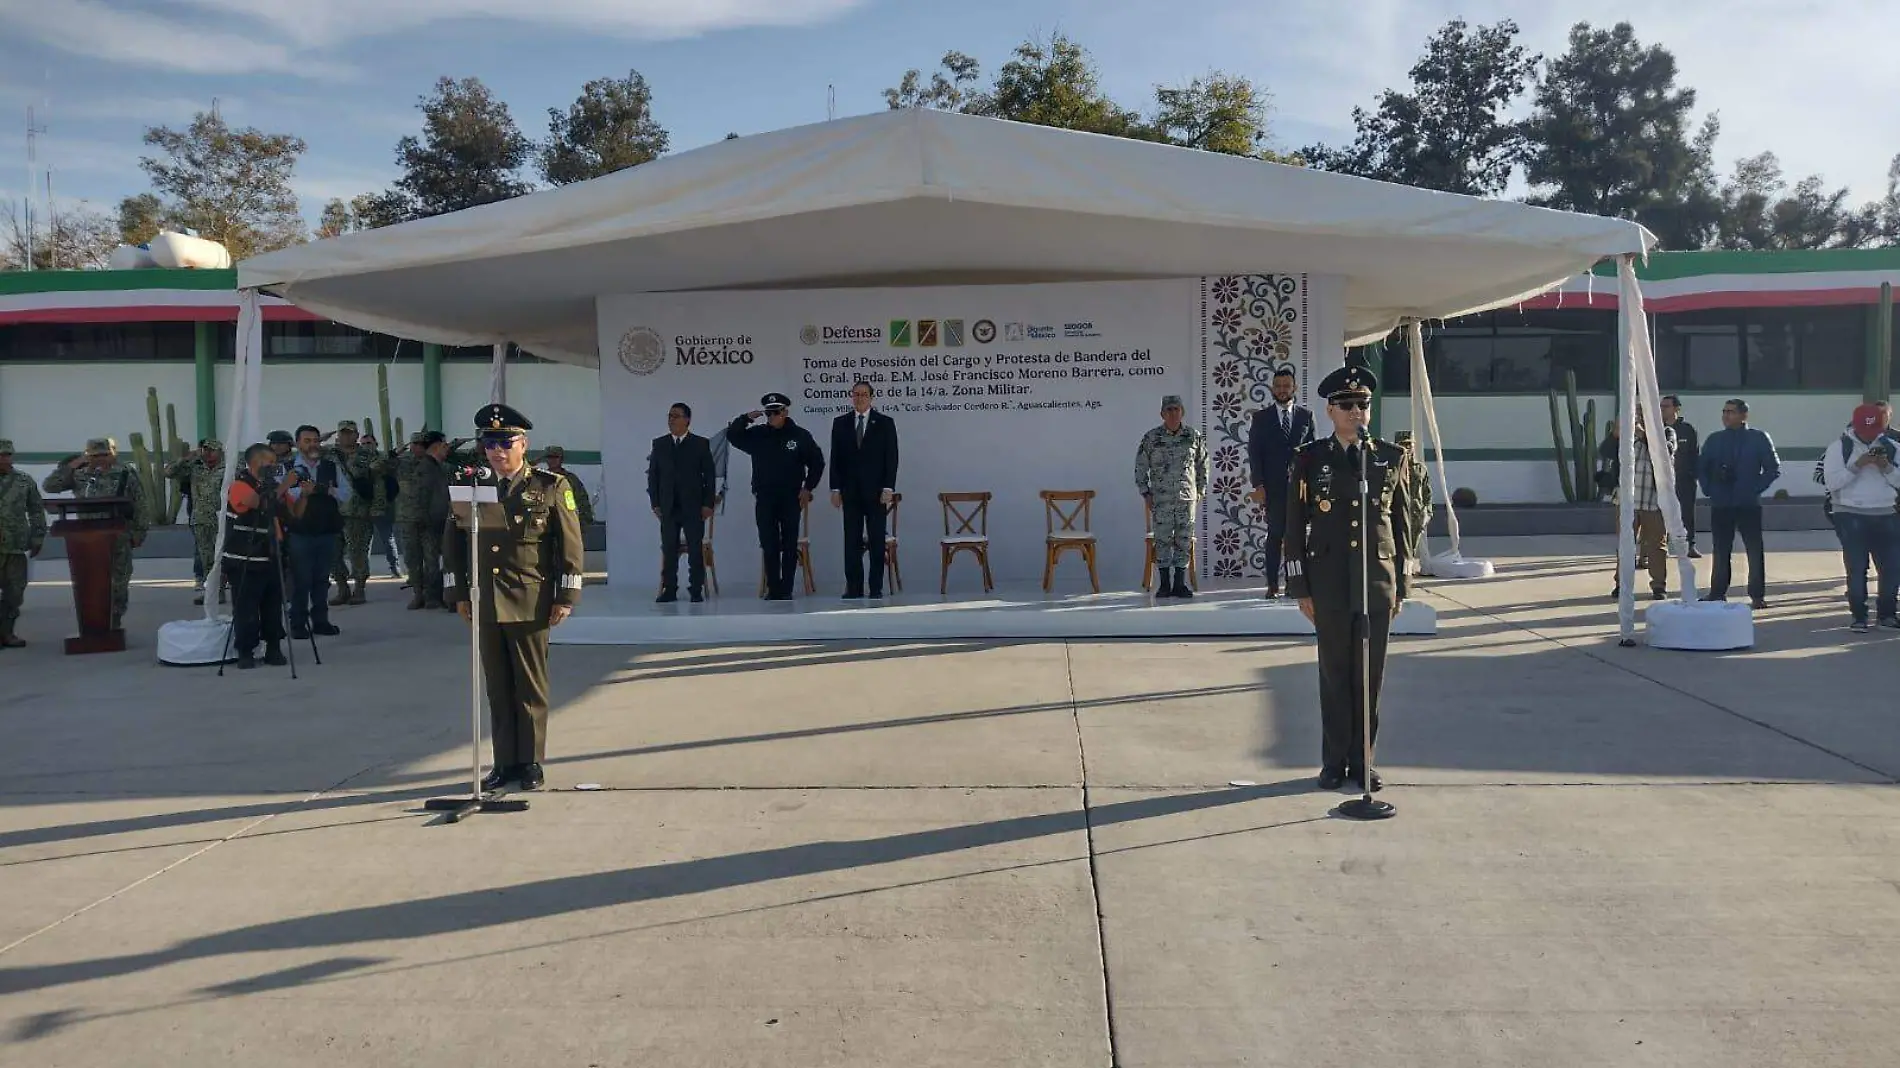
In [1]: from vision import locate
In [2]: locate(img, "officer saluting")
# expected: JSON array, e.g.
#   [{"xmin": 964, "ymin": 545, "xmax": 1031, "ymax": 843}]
[
  {"xmin": 728, "ymin": 392, "xmax": 826, "ymax": 600},
  {"xmin": 442, "ymin": 403, "xmax": 586, "ymax": 793},
  {"xmin": 1283, "ymin": 365, "xmax": 1413, "ymax": 793}
]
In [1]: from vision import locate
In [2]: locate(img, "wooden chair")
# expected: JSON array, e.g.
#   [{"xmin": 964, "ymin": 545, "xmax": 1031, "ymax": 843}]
[
  {"xmin": 1141, "ymin": 496, "xmax": 1198, "ymax": 592},
  {"xmin": 883, "ymin": 492, "xmax": 904, "ymax": 593},
  {"xmin": 938, "ymin": 492, "xmax": 994, "ymax": 594},
  {"xmin": 676, "ymin": 507, "xmax": 718, "ymax": 595},
  {"xmin": 756, "ymin": 499, "xmax": 819, "ymax": 598},
  {"xmin": 1041, "ymin": 490, "xmax": 1100, "ymax": 592}
]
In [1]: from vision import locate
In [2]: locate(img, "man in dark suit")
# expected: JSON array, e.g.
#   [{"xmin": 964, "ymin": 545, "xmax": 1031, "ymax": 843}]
[
  {"xmin": 646, "ymin": 402, "xmax": 718, "ymax": 603},
  {"xmin": 1247, "ymin": 367, "xmax": 1315, "ymax": 598},
  {"xmin": 829, "ymin": 380, "xmax": 900, "ymax": 599}
]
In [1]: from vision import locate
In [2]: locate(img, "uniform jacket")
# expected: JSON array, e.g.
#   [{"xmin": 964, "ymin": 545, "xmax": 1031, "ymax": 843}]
[
  {"xmin": 1283, "ymin": 436, "xmax": 1412, "ymax": 606},
  {"xmin": 0, "ymin": 470, "xmax": 46, "ymax": 555},
  {"xmin": 395, "ymin": 452, "xmax": 450, "ymax": 526},
  {"xmin": 443, "ymin": 466, "xmax": 586, "ymax": 626},
  {"xmin": 1696, "ymin": 426, "xmax": 1781, "ymax": 508},
  {"xmin": 647, "ymin": 433, "xmax": 718, "ymax": 513},
  {"xmin": 1248, "ymin": 403, "xmax": 1315, "ymax": 496},
  {"xmin": 42, "ymin": 461, "xmax": 148, "ymax": 540},
  {"xmin": 326, "ymin": 445, "xmax": 385, "ymax": 520},
  {"xmin": 1135, "ymin": 424, "xmax": 1210, "ymax": 501},
  {"xmin": 166, "ymin": 455, "xmax": 225, "ymax": 528},
  {"xmin": 545, "ymin": 467, "xmax": 595, "ymax": 525},
  {"xmin": 729, "ymin": 414, "xmax": 826, "ymax": 496},
  {"xmin": 829, "ymin": 409, "xmax": 899, "ymax": 499}
]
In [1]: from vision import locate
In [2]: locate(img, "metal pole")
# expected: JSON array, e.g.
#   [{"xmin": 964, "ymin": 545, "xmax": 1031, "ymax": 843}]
[
  {"xmin": 1339, "ymin": 429, "xmax": 1394, "ymax": 820},
  {"xmin": 469, "ymin": 495, "xmax": 482, "ymax": 798}
]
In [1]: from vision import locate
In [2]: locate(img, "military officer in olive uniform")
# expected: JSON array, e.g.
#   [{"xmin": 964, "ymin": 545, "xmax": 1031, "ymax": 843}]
[
  {"xmin": 443, "ymin": 403, "xmax": 586, "ymax": 793},
  {"xmin": 1284, "ymin": 366, "xmax": 1412, "ymax": 793}
]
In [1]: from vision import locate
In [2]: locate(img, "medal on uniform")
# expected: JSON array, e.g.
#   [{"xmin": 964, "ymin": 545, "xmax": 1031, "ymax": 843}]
[{"xmin": 1318, "ymin": 499, "xmax": 1332, "ymax": 513}]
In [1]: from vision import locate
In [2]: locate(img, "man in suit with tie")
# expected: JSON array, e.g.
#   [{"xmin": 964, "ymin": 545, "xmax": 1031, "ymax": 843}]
[
  {"xmin": 1248, "ymin": 367, "xmax": 1315, "ymax": 598},
  {"xmin": 646, "ymin": 402, "xmax": 718, "ymax": 603},
  {"xmin": 830, "ymin": 380, "xmax": 900, "ymax": 599}
]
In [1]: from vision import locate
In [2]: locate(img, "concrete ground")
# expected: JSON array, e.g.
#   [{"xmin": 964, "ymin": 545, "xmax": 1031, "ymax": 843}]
[{"xmin": 2, "ymin": 533, "xmax": 1896, "ymax": 1067}]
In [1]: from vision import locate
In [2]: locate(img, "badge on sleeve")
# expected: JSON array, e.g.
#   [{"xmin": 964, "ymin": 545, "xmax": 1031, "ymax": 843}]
[{"xmin": 563, "ymin": 487, "xmax": 577, "ymax": 511}]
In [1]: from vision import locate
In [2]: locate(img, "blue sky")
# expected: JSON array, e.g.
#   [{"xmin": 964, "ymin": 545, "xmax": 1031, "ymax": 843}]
[{"xmin": 1, "ymin": 0, "xmax": 1894, "ymax": 230}]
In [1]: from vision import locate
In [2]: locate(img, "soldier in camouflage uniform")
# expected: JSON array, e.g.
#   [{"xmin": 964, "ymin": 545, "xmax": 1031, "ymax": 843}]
[
  {"xmin": 326, "ymin": 420, "xmax": 385, "ymax": 606},
  {"xmin": 540, "ymin": 445, "xmax": 595, "ymax": 526},
  {"xmin": 1393, "ymin": 431, "xmax": 1434, "ymax": 566},
  {"xmin": 166, "ymin": 438, "xmax": 225, "ymax": 605},
  {"xmin": 42, "ymin": 437, "xmax": 148, "ymax": 629},
  {"xmin": 0, "ymin": 439, "xmax": 48, "ymax": 648},
  {"xmin": 396, "ymin": 430, "xmax": 452, "ymax": 610},
  {"xmin": 1136, "ymin": 393, "xmax": 1211, "ymax": 599}
]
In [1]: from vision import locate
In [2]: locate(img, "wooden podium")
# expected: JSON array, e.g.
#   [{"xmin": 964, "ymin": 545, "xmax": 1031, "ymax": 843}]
[{"xmin": 45, "ymin": 497, "xmax": 133, "ymax": 654}]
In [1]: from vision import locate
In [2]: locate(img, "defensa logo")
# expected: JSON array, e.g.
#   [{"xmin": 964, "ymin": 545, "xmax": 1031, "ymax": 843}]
[
  {"xmin": 888, "ymin": 319, "xmax": 913, "ymax": 347},
  {"xmin": 808, "ymin": 324, "xmax": 883, "ymax": 344},
  {"xmin": 617, "ymin": 326, "xmax": 667, "ymax": 376},
  {"xmin": 674, "ymin": 333, "xmax": 756, "ymax": 367}
]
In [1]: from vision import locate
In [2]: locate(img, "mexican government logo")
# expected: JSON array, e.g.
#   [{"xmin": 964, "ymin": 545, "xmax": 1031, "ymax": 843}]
[
  {"xmin": 617, "ymin": 326, "xmax": 667, "ymax": 376},
  {"xmin": 799, "ymin": 325, "xmax": 820, "ymax": 346},
  {"xmin": 972, "ymin": 319, "xmax": 996, "ymax": 344}
]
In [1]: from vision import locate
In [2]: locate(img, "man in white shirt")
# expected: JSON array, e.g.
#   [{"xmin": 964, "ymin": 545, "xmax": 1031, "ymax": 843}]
[{"xmin": 1822, "ymin": 403, "xmax": 1900, "ymax": 633}]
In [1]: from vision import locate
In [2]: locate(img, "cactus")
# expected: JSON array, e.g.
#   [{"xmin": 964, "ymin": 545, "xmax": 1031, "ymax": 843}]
[
  {"xmin": 1546, "ymin": 371, "xmax": 1602, "ymax": 503},
  {"xmin": 377, "ymin": 363, "xmax": 393, "ymax": 448},
  {"xmin": 394, "ymin": 416, "xmax": 406, "ymax": 448},
  {"xmin": 163, "ymin": 399, "xmax": 186, "ymax": 521},
  {"xmin": 129, "ymin": 431, "xmax": 162, "ymax": 527}
]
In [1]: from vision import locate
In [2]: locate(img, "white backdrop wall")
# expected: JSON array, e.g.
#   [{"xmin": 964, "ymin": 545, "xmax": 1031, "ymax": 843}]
[
  {"xmin": 0, "ymin": 362, "xmax": 199, "ymax": 455},
  {"xmin": 599, "ymin": 276, "xmax": 1334, "ymax": 591},
  {"xmin": 213, "ymin": 361, "xmax": 426, "ymax": 444}
]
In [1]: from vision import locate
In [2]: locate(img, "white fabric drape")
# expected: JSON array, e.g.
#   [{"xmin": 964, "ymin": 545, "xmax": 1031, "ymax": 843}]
[
  {"xmin": 1616, "ymin": 258, "xmax": 1699, "ymax": 637},
  {"xmin": 488, "ymin": 343, "xmax": 508, "ymax": 404},
  {"xmin": 1407, "ymin": 321, "xmax": 1462, "ymax": 557},
  {"xmin": 203, "ymin": 289, "xmax": 264, "ymax": 621}
]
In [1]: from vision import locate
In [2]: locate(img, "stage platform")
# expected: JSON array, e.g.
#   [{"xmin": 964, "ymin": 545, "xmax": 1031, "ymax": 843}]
[{"xmin": 554, "ymin": 581, "xmax": 1438, "ymax": 644}]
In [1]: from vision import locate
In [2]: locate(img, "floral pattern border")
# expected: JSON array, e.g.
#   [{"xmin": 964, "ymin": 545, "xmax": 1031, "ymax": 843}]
[{"xmin": 1199, "ymin": 275, "xmax": 1307, "ymax": 579}]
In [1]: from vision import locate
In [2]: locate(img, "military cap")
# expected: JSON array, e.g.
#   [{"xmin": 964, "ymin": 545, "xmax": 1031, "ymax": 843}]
[
  {"xmin": 84, "ymin": 436, "xmax": 117, "ymax": 456},
  {"xmin": 420, "ymin": 429, "xmax": 448, "ymax": 447},
  {"xmin": 1317, "ymin": 364, "xmax": 1378, "ymax": 401},
  {"xmin": 335, "ymin": 419, "xmax": 359, "ymax": 433},
  {"xmin": 409, "ymin": 430, "xmax": 430, "ymax": 445},
  {"xmin": 199, "ymin": 438, "xmax": 224, "ymax": 452},
  {"xmin": 1160, "ymin": 394, "xmax": 1185, "ymax": 410},
  {"xmin": 475, "ymin": 402, "xmax": 531, "ymax": 434},
  {"xmin": 0, "ymin": 439, "xmax": 13, "ymax": 455},
  {"xmin": 541, "ymin": 444, "xmax": 566, "ymax": 458},
  {"xmin": 267, "ymin": 429, "xmax": 294, "ymax": 445},
  {"xmin": 760, "ymin": 392, "xmax": 792, "ymax": 411}
]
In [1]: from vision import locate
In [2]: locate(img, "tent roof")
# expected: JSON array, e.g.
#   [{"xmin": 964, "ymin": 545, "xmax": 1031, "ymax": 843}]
[{"xmin": 240, "ymin": 108, "xmax": 1654, "ymax": 366}]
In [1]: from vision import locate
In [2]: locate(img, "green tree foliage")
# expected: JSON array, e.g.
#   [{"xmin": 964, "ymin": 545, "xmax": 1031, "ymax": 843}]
[
  {"xmin": 1151, "ymin": 73, "xmax": 1276, "ymax": 158},
  {"xmin": 1302, "ymin": 19, "xmax": 1537, "ymax": 195},
  {"xmin": 315, "ymin": 198, "xmax": 354, "ymax": 239},
  {"xmin": 116, "ymin": 192, "xmax": 164, "ymax": 246},
  {"xmin": 137, "ymin": 109, "xmax": 308, "ymax": 258},
  {"xmin": 393, "ymin": 76, "xmax": 534, "ymax": 218},
  {"xmin": 1520, "ymin": 22, "xmax": 1721, "ymax": 248},
  {"xmin": 540, "ymin": 70, "xmax": 670, "ymax": 186},
  {"xmin": 4, "ymin": 200, "xmax": 119, "ymax": 270}
]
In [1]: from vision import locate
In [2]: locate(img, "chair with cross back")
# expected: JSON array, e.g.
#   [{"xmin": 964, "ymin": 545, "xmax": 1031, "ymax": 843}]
[
  {"xmin": 938, "ymin": 491, "xmax": 993, "ymax": 594},
  {"xmin": 1040, "ymin": 489, "xmax": 1099, "ymax": 593}
]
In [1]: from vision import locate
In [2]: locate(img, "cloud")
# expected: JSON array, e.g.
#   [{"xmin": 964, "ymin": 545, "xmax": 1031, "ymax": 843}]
[{"xmin": 0, "ymin": 0, "xmax": 867, "ymax": 75}]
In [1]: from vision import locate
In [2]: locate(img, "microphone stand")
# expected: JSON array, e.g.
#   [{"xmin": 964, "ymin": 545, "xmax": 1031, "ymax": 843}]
[{"xmin": 1340, "ymin": 425, "xmax": 1395, "ymax": 821}]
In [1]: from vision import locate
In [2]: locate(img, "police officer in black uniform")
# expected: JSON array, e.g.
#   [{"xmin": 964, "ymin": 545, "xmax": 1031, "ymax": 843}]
[
  {"xmin": 1283, "ymin": 365, "xmax": 1413, "ymax": 793},
  {"xmin": 729, "ymin": 393, "xmax": 826, "ymax": 600},
  {"xmin": 442, "ymin": 403, "xmax": 586, "ymax": 793}
]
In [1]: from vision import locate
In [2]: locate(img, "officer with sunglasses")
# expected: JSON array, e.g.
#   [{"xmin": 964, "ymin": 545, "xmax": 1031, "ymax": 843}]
[
  {"xmin": 442, "ymin": 403, "xmax": 587, "ymax": 793},
  {"xmin": 1283, "ymin": 365, "xmax": 1414, "ymax": 794}
]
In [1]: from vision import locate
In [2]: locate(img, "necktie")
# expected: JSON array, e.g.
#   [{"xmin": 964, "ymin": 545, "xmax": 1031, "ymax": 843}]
[
  {"xmin": 1280, "ymin": 407, "xmax": 1289, "ymax": 435},
  {"xmin": 1346, "ymin": 444, "xmax": 1360, "ymax": 471},
  {"xmin": 856, "ymin": 415, "xmax": 866, "ymax": 447}
]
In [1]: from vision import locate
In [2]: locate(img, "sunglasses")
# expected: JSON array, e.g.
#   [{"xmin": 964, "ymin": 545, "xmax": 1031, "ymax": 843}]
[
  {"xmin": 478, "ymin": 434, "xmax": 522, "ymax": 449},
  {"xmin": 1331, "ymin": 399, "xmax": 1370, "ymax": 411}
]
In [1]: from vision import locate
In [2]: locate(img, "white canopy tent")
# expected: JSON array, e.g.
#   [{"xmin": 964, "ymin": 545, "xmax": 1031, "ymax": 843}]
[{"xmin": 208, "ymin": 108, "xmax": 1723, "ymax": 650}]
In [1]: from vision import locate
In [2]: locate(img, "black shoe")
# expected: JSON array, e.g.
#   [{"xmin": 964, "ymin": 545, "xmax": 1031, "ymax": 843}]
[
  {"xmin": 518, "ymin": 763, "xmax": 545, "ymax": 791},
  {"xmin": 1650, "ymin": 587, "xmax": 1667, "ymax": 601},
  {"xmin": 1751, "ymin": 598, "xmax": 1769, "ymax": 610},
  {"xmin": 1850, "ymin": 619, "xmax": 1870, "ymax": 634},
  {"xmin": 842, "ymin": 590, "xmax": 864, "ymax": 600},
  {"xmin": 236, "ymin": 653, "xmax": 258, "ymax": 670},
  {"xmin": 770, "ymin": 592, "xmax": 795, "ymax": 601},
  {"xmin": 689, "ymin": 589, "xmax": 705, "ymax": 603},
  {"xmin": 655, "ymin": 589, "xmax": 678, "ymax": 603},
  {"xmin": 1175, "ymin": 569, "xmax": 1195, "ymax": 599},
  {"xmin": 480, "ymin": 765, "xmax": 517, "ymax": 792},
  {"xmin": 263, "ymin": 644, "xmax": 287, "ymax": 666},
  {"xmin": 1317, "ymin": 768, "xmax": 1345, "ymax": 790},
  {"xmin": 1687, "ymin": 548, "xmax": 1702, "ymax": 559},
  {"xmin": 868, "ymin": 588, "xmax": 884, "ymax": 600},
  {"xmin": 312, "ymin": 623, "xmax": 340, "ymax": 637},
  {"xmin": 290, "ymin": 626, "xmax": 311, "ymax": 640},
  {"xmin": 1347, "ymin": 769, "xmax": 1384, "ymax": 792},
  {"xmin": 1880, "ymin": 617, "xmax": 1900, "ymax": 630},
  {"xmin": 1265, "ymin": 587, "xmax": 1280, "ymax": 600}
]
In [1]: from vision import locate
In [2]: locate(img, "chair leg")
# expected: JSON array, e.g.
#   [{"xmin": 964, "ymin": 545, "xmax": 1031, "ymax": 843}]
[
  {"xmin": 1042, "ymin": 542, "xmax": 1054, "ymax": 592},
  {"xmin": 979, "ymin": 548, "xmax": 994, "ymax": 592},
  {"xmin": 801, "ymin": 547, "xmax": 815, "ymax": 594},
  {"xmin": 940, "ymin": 546, "xmax": 950, "ymax": 595},
  {"xmin": 888, "ymin": 547, "xmax": 902, "ymax": 592},
  {"xmin": 1142, "ymin": 544, "xmax": 1154, "ymax": 591},
  {"xmin": 1085, "ymin": 545, "xmax": 1100, "ymax": 594},
  {"xmin": 704, "ymin": 546, "xmax": 718, "ymax": 596}
]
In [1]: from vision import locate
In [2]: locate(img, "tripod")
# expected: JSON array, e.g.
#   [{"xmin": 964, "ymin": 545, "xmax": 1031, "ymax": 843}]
[
  {"xmin": 1339, "ymin": 429, "xmax": 1395, "ymax": 821},
  {"xmin": 215, "ymin": 499, "xmax": 320, "ymax": 677}
]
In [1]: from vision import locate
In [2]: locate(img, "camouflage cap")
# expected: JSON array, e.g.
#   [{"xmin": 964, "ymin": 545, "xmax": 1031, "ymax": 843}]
[
  {"xmin": 541, "ymin": 444, "xmax": 566, "ymax": 457},
  {"xmin": 409, "ymin": 430, "xmax": 430, "ymax": 445},
  {"xmin": 84, "ymin": 436, "xmax": 117, "ymax": 456},
  {"xmin": 266, "ymin": 429, "xmax": 294, "ymax": 445},
  {"xmin": 336, "ymin": 419, "xmax": 359, "ymax": 433},
  {"xmin": 0, "ymin": 439, "xmax": 13, "ymax": 455},
  {"xmin": 1161, "ymin": 394, "xmax": 1185, "ymax": 410},
  {"xmin": 199, "ymin": 438, "xmax": 224, "ymax": 452}
]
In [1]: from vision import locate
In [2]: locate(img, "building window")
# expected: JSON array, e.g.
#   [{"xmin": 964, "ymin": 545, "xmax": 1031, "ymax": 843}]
[
  {"xmin": 0, "ymin": 322, "xmax": 194, "ymax": 361},
  {"xmin": 1794, "ymin": 307, "xmax": 1865, "ymax": 390},
  {"xmin": 1408, "ymin": 308, "xmax": 1616, "ymax": 393},
  {"xmin": 1659, "ymin": 307, "xmax": 1868, "ymax": 392},
  {"xmin": 267, "ymin": 321, "xmax": 376, "ymax": 358}
]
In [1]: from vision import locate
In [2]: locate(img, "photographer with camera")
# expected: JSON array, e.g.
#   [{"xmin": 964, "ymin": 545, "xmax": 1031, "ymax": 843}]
[
  {"xmin": 1696, "ymin": 399, "xmax": 1781, "ymax": 609},
  {"xmin": 1822, "ymin": 403, "xmax": 1900, "ymax": 633},
  {"xmin": 281, "ymin": 425, "xmax": 347, "ymax": 640}
]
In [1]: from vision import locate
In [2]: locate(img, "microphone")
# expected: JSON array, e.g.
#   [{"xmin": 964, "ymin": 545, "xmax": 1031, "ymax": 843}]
[{"xmin": 1356, "ymin": 426, "xmax": 1370, "ymax": 442}]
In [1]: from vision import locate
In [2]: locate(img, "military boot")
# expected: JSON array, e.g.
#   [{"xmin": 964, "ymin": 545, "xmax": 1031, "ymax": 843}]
[
  {"xmin": 1174, "ymin": 568, "xmax": 1195, "ymax": 599},
  {"xmin": 328, "ymin": 582, "xmax": 351, "ymax": 608},
  {"xmin": 348, "ymin": 578, "xmax": 367, "ymax": 605},
  {"xmin": 407, "ymin": 588, "xmax": 426, "ymax": 610},
  {"xmin": 263, "ymin": 642, "xmax": 288, "ymax": 667}
]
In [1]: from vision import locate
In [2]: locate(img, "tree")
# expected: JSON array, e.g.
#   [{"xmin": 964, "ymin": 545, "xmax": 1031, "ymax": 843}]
[
  {"xmin": 117, "ymin": 193, "xmax": 165, "ymax": 246},
  {"xmin": 1303, "ymin": 19, "xmax": 1538, "ymax": 195},
  {"xmin": 1150, "ymin": 73, "xmax": 1276, "ymax": 158},
  {"xmin": 1520, "ymin": 22, "xmax": 1720, "ymax": 248},
  {"xmin": 393, "ymin": 76, "xmax": 534, "ymax": 218},
  {"xmin": 136, "ymin": 109, "xmax": 308, "ymax": 259},
  {"xmin": 539, "ymin": 71, "xmax": 669, "ymax": 186},
  {"xmin": 1839, "ymin": 153, "xmax": 1900, "ymax": 248},
  {"xmin": 5, "ymin": 200, "xmax": 119, "ymax": 270},
  {"xmin": 1714, "ymin": 151, "xmax": 1865, "ymax": 249},
  {"xmin": 316, "ymin": 198, "xmax": 354, "ymax": 239},
  {"xmin": 883, "ymin": 52, "xmax": 982, "ymax": 111},
  {"xmin": 882, "ymin": 34, "xmax": 1150, "ymax": 138},
  {"xmin": 350, "ymin": 191, "xmax": 412, "ymax": 230}
]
